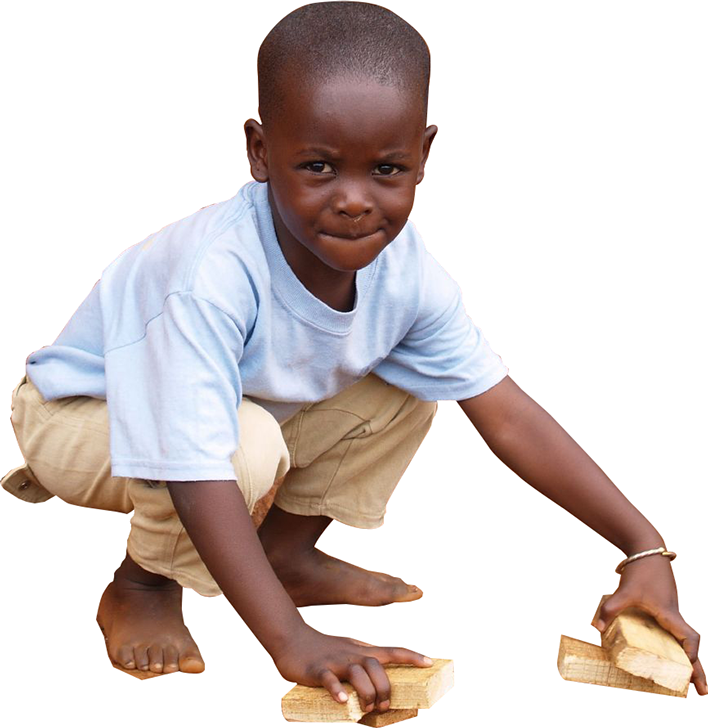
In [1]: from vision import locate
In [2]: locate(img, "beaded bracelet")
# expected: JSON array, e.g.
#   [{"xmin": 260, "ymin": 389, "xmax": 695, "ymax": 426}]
[{"xmin": 615, "ymin": 547, "xmax": 677, "ymax": 574}]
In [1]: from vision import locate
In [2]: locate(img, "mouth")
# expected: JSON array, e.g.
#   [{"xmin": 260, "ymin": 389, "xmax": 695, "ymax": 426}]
[{"xmin": 320, "ymin": 229, "xmax": 381, "ymax": 241}]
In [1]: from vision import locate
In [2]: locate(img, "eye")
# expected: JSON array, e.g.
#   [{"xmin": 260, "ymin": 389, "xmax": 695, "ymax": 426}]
[
  {"xmin": 303, "ymin": 161, "xmax": 334, "ymax": 174},
  {"xmin": 374, "ymin": 164, "xmax": 403, "ymax": 176}
]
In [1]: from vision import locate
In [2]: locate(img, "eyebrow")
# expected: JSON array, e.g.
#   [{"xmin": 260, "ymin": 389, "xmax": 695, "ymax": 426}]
[
  {"xmin": 294, "ymin": 147, "xmax": 414, "ymax": 161},
  {"xmin": 379, "ymin": 151, "xmax": 414, "ymax": 161},
  {"xmin": 295, "ymin": 147, "xmax": 342, "ymax": 159}
]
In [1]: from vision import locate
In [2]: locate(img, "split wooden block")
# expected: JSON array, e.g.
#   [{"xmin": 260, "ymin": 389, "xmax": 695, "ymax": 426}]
[
  {"xmin": 594, "ymin": 595, "xmax": 692, "ymax": 693},
  {"xmin": 282, "ymin": 702, "xmax": 418, "ymax": 727},
  {"xmin": 558, "ymin": 635, "xmax": 687, "ymax": 697},
  {"xmin": 281, "ymin": 658, "xmax": 453, "ymax": 722},
  {"xmin": 358, "ymin": 708, "xmax": 419, "ymax": 726}
]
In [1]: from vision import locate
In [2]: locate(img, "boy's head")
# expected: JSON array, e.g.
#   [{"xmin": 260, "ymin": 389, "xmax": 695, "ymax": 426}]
[
  {"xmin": 256, "ymin": 1, "xmax": 431, "ymax": 129},
  {"xmin": 245, "ymin": 2, "xmax": 437, "ymax": 279}
]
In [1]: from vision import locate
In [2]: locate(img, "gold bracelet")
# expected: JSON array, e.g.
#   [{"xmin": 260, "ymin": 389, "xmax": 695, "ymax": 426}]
[{"xmin": 615, "ymin": 547, "xmax": 677, "ymax": 574}]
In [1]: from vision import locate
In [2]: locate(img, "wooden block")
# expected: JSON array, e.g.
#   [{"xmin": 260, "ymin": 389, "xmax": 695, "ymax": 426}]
[
  {"xmin": 558, "ymin": 635, "xmax": 687, "ymax": 697},
  {"xmin": 282, "ymin": 683, "xmax": 365, "ymax": 722},
  {"xmin": 383, "ymin": 659, "xmax": 454, "ymax": 709},
  {"xmin": 594, "ymin": 595, "xmax": 692, "ymax": 692},
  {"xmin": 281, "ymin": 659, "xmax": 453, "ymax": 722},
  {"xmin": 358, "ymin": 708, "xmax": 418, "ymax": 726}
]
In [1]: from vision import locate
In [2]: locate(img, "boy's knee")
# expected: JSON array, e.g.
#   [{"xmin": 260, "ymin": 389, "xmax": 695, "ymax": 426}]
[{"xmin": 231, "ymin": 399, "xmax": 290, "ymax": 511}]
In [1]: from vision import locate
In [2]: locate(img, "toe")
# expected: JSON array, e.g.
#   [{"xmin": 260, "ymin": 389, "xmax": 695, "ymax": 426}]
[
  {"xmin": 406, "ymin": 583, "xmax": 423, "ymax": 599},
  {"xmin": 148, "ymin": 645, "xmax": 164, "ymax": 673},
  {"xmin": 114, "ymin": 645, "xmax": 138, "ymax": 670},
  {"xmin": 179, "ymin": 655, "xmax": 205, "ymax": 674},
  {"xmin": 394, "ymin": 582, "xmax": 423, "ymax": 603},
  {"xmin": 134, "ymin": 645, "xmax": 150, "ymax": 671},
  {"xmin": 163, "ymin": 645, "xmax": 180, "ymax": 673}
]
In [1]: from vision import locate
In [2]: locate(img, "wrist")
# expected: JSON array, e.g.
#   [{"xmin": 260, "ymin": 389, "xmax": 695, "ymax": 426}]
[
  {"xmin": 622, "ymin": 552, "xmax": 674, "ymax": 572},
  {"xmin": 616, "ymin": 545, "xmax": 676, "ymax": 575},
  {"xmin": 266, "ymin": 620, "xmax": 316, "ymax": 664},
  {"xmin": 620, "ymin": 529, "xmax": 665, "ymax": 558}
]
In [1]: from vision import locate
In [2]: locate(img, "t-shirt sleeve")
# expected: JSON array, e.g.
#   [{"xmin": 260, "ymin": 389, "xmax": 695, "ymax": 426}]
[
  {"xmin": 373, "ymin": 251, "xmax": 508, "ymax": 401},
  {"xmin": 105, "ymin": 291, "xmax": 245, "ymax": 481}
]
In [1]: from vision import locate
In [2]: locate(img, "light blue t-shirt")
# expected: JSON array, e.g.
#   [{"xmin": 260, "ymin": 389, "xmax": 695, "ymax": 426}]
[{"xmin": 26, "ymin": 181, "xmax": 508, "ymax": 481}]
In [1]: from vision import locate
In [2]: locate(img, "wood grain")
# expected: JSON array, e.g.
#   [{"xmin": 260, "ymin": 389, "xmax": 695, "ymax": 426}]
[
  {"xmin": 282, "ymin": 659, "xmax": 453, "ymax": 722},
  {"xmin": 558, "ymin": 635, "xmax": 686, "ymax": 697},
  {"xmin": 594, "ymin": 595, "xmax": 692, "ymax": 692},
  {"xmin": 358, "ymin": 708, "xmax": 419, "ymax": 726}
]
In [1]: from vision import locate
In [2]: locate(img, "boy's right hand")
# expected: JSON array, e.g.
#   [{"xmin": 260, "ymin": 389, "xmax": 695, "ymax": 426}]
[{"xmin": 272, "ymin": 624, "xmax": 433, "ymax": 713}]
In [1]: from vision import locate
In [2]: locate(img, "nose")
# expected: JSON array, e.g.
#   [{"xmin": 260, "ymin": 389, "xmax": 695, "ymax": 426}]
[{"xmin": 333, "ymin": 180, "xmax": 373, "ymax": 221}]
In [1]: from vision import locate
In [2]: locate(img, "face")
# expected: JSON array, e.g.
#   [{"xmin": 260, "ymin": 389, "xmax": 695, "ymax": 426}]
[{"xmin": 245, "ymin": 77, "xmax": 437, "ymax": 286}]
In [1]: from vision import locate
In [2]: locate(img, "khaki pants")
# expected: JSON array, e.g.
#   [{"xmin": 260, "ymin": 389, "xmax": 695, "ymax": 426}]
[{"xmin": 3, "ymin": 375, "xmax": 436, "ymax": 596}]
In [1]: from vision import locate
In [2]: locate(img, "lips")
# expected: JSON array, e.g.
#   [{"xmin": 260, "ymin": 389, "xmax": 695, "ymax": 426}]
[{"xmin": 321, "ymin": 229, "xmax": 380, "ymax": 240}]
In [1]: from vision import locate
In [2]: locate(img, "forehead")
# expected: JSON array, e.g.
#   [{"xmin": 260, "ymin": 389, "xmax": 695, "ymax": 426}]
[{"xmin": 268, "ymin": 78, "xmax": 426, "ymax": 153}]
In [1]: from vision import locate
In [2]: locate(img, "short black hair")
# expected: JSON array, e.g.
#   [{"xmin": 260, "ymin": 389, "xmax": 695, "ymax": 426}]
[{"xmin": 258, "ymin": 2, "xmax": 431, "ymax": 127}]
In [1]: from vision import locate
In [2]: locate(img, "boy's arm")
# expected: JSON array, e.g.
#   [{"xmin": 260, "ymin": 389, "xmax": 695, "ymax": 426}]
[
  {"xmin": 166, "ymin": 479, "xmax": 432, "ymax": 710},
  {"xmin": 167, "ymin": 479, "xmax": 303, "ymax": 653},
  {"xmin": 458, "ymin": 375, "xmax": 708, "ymax": 695},
  {"xmin": 459, "ymin": 376, "xmax": 663, "ymax": 555}
]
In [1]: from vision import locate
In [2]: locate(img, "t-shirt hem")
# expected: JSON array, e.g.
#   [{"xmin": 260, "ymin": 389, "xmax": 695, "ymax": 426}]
[
  {"xmin": 410, "ymin": 366, "xmax": 509, "ymax": 401},
  {"xmin": 111, "ymin": 460, "xmax": 236, "ymax": 482}
]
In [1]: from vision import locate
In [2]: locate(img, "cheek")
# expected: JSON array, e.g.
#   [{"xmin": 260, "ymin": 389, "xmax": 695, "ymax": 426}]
[
  {"xmin": 381, "ymin": 184, "xmax": 416, "ymax": 224},
  {"xmin": 272, "ymin": 182, "xmax": 328, "ymax": 230}
]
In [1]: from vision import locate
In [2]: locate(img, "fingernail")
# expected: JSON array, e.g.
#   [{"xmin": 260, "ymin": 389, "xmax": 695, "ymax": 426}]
[
  {"xmin": 365, "ymin": 704, "xmax": 374, "ymax": 712},
  {"xmin": 596, "ymin": 620, "xmax": 606, "ymax": 631},
  {"xmin": 380, "ymin": 701, "xmax": 390, "ymax": 711},
  {"xmin": 338, "ymin": 691, "xmax": 348, "ymax": 702},
  {"xmin": 423, "ymin": 656, "xmax": 433, "ymax": 666}
]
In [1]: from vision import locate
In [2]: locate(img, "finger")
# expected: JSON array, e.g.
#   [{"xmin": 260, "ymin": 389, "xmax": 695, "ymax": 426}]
[
  {"xmin": 596, "ymin": 595, "xmax": 703, "ymax": 670},
  {"xmin": 691, "ymin": 658, "xmax": 708, "ymax": 696},
  {"xmin": 361, "ymin": 656, "xmax": 392, "ymax": 711},
  {"xmin": 348, "ymin": 637, "xmax": 373, "ymax": 648},
  {"xmin": 368, "ymin": 646, "xmax": 434, "ymax": 668},
  {"xmin": 318, "ymin": 668, "xmax": 350, "ymax": 704},
  {"xmin": 348, "ymin": 663, "xmax": 377, "ymax": 713},
  {"xmin": 650, "ymin": 610, "xmax": 701, "ymax": 664},
  {"xmin": 592, "ymin": 592, "xmax": 635, "ymax": 632}
]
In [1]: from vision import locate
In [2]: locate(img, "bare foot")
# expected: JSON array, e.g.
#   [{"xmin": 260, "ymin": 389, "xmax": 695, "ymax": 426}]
[
  {"xmin": 96, "ymin": 555, "xmax": 205, "ymax": 674},
  {"xmin": 265, "ymin": 546, "xmax": 423, "ymax": 607}
]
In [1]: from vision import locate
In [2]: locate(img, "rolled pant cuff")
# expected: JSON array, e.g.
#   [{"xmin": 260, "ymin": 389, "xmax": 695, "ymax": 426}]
[
  {"xmin": 273, "ymin": 494, "xmax": 385, "ymax": 529},
  {"xmin": 125, "ymin": 542, "xmax": 223, "ymax": 598}
]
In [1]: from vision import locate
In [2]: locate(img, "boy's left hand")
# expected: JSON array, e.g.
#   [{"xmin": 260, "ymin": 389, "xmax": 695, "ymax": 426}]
[{"xmin": 591, "ymin": 555, "xmax": 707, "ymax": 695}]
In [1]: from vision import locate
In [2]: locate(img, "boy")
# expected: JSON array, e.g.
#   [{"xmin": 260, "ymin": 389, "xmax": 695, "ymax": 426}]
[{"xmin": 2, "ymin": 0, "xmax": 705, "ymax": 712}]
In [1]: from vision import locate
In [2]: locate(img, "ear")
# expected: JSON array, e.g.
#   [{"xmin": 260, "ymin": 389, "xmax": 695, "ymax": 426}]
[
  {"xmin": 416, "ymin": 124, "xmax": 438, "ymax": 185},
  {"xmin": 244, "ymin": 119, "xmax": 269, "ymax": 183}
]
